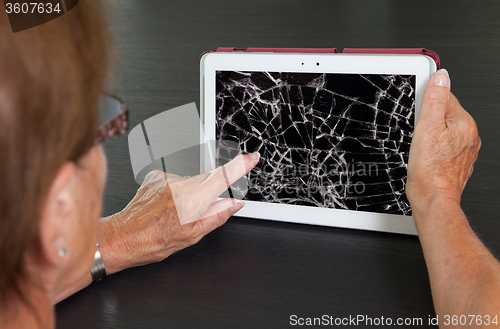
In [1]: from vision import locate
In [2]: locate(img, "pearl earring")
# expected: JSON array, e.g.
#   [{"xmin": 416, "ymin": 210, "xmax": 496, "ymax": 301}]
[{"xmin": 59, "ymin": 245, "xmax": 67, "ymax": 257}]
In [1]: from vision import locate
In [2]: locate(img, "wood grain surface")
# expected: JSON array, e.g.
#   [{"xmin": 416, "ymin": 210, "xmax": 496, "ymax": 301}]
[{"xmin": 56, "ymin": 1, "xmax": 500, "ymax": 328}]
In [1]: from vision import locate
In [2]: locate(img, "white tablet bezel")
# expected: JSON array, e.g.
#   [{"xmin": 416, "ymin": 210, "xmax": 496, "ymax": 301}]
[{"xmin": 200, "ymin": 52, "xmax": 436, "ymax": 235}]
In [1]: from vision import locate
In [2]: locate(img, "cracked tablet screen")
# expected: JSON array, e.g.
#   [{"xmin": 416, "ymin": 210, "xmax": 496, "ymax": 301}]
[{"xmin": 215, "ymin": 71, "xmax": 415, "ymax": 216}]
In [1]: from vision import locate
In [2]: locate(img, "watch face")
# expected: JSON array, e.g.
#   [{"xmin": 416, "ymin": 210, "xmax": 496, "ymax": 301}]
[{"xmin": 90, "ymin": 245, "xmax": 107, "ymax": 282}]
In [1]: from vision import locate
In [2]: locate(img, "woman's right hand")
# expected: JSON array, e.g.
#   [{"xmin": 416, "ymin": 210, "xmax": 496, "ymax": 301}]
[
  {"xmin": 97, "ymin": 152, "xmax": 260, "ymax": 274},
  {"xmin": 406, "ymin": 69, "xmax": 481, "ymax": 217}
]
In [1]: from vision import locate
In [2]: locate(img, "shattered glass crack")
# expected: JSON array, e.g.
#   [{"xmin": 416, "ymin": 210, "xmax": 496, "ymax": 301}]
[{"xmin": 215, "ymin": 71, "xmax": 415, "ymax": 216}]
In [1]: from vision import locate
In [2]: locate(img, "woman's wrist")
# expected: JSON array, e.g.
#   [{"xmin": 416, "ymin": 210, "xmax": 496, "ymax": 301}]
[
  {"xmin": 97, "ymin": 212, "xmax": 131, "ymax": 276},
  {"xmin": 412, "ymin": 194, "xmax": 467, "ymax": 235}
]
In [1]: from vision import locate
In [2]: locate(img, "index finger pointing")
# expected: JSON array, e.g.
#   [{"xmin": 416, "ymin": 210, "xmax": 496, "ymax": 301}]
[{"xmin": 200, "ymin": 152, "xmax": 260, "ymax": 201}]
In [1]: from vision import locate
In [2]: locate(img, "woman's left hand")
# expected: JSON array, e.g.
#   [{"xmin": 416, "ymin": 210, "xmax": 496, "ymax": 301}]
[{"xmin": 97, "ymin": 152, "xmax": 259, "ymax": 274}]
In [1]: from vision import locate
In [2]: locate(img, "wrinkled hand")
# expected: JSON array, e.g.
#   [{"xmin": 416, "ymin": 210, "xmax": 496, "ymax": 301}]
[
  {"xmin": 407, "ymin": 69, "xmax": 481, "ymax": 214},
  {"xmin": 97, "ymin": 152, "xmax": 260, "ymax": 274}
]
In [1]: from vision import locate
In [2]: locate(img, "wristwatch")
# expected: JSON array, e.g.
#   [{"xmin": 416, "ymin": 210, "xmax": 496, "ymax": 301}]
[{"xmin": 90, "ymin": 244, "xmax": 107, "ymax": 282}]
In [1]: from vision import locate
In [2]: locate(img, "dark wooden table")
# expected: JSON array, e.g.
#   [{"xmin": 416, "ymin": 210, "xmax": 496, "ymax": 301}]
[{"xmin": 56, "ymin": 1, "xmax": 500, "ymax": 328}]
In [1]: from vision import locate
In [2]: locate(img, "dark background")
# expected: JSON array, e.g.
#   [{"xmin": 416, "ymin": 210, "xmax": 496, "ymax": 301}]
[{"xmin": 56, "ymin": 1, "xmax": 500, "ymax": 328}]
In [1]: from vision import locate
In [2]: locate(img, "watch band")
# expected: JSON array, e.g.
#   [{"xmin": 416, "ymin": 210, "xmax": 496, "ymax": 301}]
[{"xmin": 90, "ymin": 244, "xmax": 107, "ymax": 282}]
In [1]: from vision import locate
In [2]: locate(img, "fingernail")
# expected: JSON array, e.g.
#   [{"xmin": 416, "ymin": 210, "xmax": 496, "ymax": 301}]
[
  {"xmin": 433, "ymin": 69, "xmax": 450, "ymax": 87},
  {"xmin": 248, "ymin": 152, "xmax": 260, "ymax": 161},
  {"xmin": 230, "ymin": 199, "xmax": 245, "ymax": 214}
]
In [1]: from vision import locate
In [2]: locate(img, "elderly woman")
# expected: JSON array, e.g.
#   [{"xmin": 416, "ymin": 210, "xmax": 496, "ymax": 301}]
[
  {"xmin": 0, "ymin": 2, "xmax": 258, "ymax": 328},
  {"xmin": 2, "ymin": 1, "xmax": 500, "ymax": 329}
]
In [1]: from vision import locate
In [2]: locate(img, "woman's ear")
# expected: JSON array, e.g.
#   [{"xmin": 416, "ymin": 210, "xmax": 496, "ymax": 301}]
[{"xmin": 37, "ymin": 162, "xmax": 77, "ymax": 267}]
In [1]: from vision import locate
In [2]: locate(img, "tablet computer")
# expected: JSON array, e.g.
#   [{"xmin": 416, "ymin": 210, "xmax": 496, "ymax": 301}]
[{"xmin": 200, "ymin": 49, "xmax": 437, "ymax": 234}]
